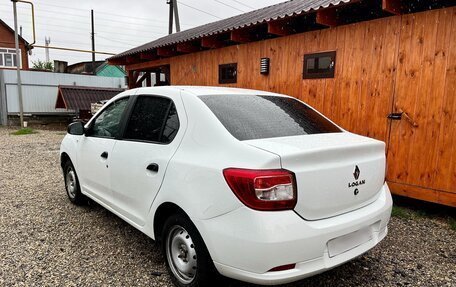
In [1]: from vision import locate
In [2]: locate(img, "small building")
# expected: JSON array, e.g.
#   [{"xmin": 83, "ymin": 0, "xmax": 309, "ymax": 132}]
[
  {"xmin": 108, "ymin": 0, "xmax": 456, "ymax": 207},
  {"xmin": 0, "ymin": 19, "xmax": 31, "ymax": 70},
  {"xmin": 66, "ymin": 60, "xmax": 126, "ymax": 78},
  {"xmin": 0, "ymin": 69, "xmax": 125, "ymax": 126},
  {"xmin": 95, "ymin": 62, "xmax": 127, "ymax": 78},
  {"xmin": 55, "ymin": 85, "xmax": 124, "ymax": 120}
]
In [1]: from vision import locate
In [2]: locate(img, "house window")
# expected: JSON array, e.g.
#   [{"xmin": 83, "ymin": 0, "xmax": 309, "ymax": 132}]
[
  {"xmin": 219, "ymin": 63, "xmax": 237, "ymax": 84},
  {"xmin": 0, "ymin": 48, "xmax": 20, "ymax": 68},
  {"xmin": 303, "ymin": 51, "xmax": 336, "ymax": 79}
]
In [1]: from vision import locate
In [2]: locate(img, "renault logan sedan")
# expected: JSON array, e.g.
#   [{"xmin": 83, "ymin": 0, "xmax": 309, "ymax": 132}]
[{"xmin": 60, "ymin": 86, "xmax": 392, "ymax": 286}]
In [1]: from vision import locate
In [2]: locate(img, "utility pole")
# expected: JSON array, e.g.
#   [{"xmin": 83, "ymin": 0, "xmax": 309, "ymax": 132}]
[
  {"xmin": 91, "ymin": 9, "xmax": 95, "ymax": 75},
  {"xmin": 167, "ymin": 0, "xmax": 173, "ymax": 35},
  {"xmin": 173, "ymin": 0, "xmax": 180, "ymax": 32},
  {"xmin": 45, "ymin": 37, "xmax": 51, "ymax": 62},
  {"xmin": 12, "ymin": 0, "xmax": 24, "ymax": 128},
  {"xmin": 167, "ymin": 0, "xmax": 180, "ymax": 34}
]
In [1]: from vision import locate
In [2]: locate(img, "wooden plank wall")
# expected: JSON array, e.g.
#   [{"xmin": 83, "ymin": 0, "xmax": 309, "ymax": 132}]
[
  {"xmin": 387, "ymin": 7, "xmax": 456, "ymax": 206},
  {"xmin": 164, "ymin": 14, "xmax": 403, "ymax": 143},
  {"xmin": 128, "ymin": 7, "xmax": 456, "ymax": 206}
]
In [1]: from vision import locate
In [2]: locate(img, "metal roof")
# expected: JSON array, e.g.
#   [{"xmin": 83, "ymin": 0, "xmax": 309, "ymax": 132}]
[
  {"xmin": 109, "ymin": 0, "xmax": 352, "ymax": 60},
  {"xmin": 55, "ymin": 85, "xmax": 125, "ymax": 110}
]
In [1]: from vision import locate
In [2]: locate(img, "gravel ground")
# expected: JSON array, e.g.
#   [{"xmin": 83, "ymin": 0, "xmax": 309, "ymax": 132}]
[{"xmin": 0, "ymin": 127, "xmax": 455, "ymax": 287}]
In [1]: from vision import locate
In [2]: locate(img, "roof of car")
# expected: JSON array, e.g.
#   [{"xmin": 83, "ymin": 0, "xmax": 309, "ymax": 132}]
[{"xmin": 131, "ymin": 86, "xmax": 282, "ymax": 97}]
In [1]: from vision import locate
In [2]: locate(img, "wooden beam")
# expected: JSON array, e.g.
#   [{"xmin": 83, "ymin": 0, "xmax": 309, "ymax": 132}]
[
  {"xmin": 201, "ymin": 36, "xmax": 225, "ymax": 49},
  {"xmin": 126, "ymin": 55, "xmax": 140, "ymax": 64},
  {"xmin": 157, "ymin": 46, "xmax": 177, "ymax": 57},
  {"xmin": 108, "ymin": 57, "xmax": 127, "ymax": 65},
  {"xmin": 267, "ymin": 19, "xmax": 295, "ymax": 36},
  {"xmin": 135, "ymin": 72, "xmax": 149, "ymax": 88},
  {"xmin": 155, "ymin": 72, "xmax": 160, "ymax": 86},
  {"xmin": 140, "ymin": 52, "xmax": 157, "ymax": 61},
  {"xmin": 230, "ymin": 29, "xmax": 254, "ymax": 43},
  {"xmin": 126, "ymin": 58, "xmax": 171, "ymax": 71},
  {"xmin": 127, "ymin": 70, "xmax": 140, "ymax": 88},
  {"xmin": 176, "ymin": 42, "xmax": 201, "ymax": 53},
  {"xmin": 146, "ymin": 72, "xmax": 152, "ymax": 87},
  {"xmin": 316, "ymin": 8, "xmax": 340, "ymax": 27},
  {"xmin": 382, "ymin": 0, "xmax": 402, "ymax": 15}
]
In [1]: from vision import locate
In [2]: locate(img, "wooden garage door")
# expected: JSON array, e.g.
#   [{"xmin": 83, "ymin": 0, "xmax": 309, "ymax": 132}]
[{"xmin": 386, "ymin": 8, "xmax": 456, "ymax": 206}]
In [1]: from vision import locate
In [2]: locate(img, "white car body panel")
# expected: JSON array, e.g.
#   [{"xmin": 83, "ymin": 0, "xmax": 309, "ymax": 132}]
[
  {"xmin": 195, "ymin": 185, "xmax": 391, "ymax": 285},
  {"xmin": 109, "ymin": 88, "xmax": 186, "ymax": 226},
  {"xmin": 77, "ymin": 137, "xmax": 116, "ymax": 204},
  {"xmin": 60, "ymin": 86, "xmax": 392, "ymax": 285},
  {"xmin": 245, "ymin": 133, "xmax": 386, "ymax": 220}
]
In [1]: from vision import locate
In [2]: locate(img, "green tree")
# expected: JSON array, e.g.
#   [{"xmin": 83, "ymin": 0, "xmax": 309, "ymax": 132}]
[{"xmin": 32, "ymin": 59, "xmax": 53, "ymax": 71}]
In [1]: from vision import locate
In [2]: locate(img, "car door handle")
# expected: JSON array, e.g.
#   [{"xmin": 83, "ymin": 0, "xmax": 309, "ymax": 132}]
[
  {"xmin": 100, "ymin": 151, "xmax": 108, "ymax": 159},
  {"xmin": 146, "ymin": 163, "xmax": 159, "ymax": 172}
]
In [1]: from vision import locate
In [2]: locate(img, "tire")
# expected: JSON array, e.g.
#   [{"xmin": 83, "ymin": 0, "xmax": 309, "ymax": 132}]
[
  {"xmin": 63, "ymin": 160, "xmax": 86, "ymax": 205},
  {"xmin": 162, "ymin": 214, "xmax": 219, "ymax": 287}
]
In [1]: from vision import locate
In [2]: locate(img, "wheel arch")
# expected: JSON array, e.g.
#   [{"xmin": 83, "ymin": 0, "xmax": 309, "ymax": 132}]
[
  {"xmin": 153, "ymin": 202, "xmax": 188, "ymax": 242},
  {"xmin": 60, "ymin": 152, "xmax": 72, "ymax": 168}
]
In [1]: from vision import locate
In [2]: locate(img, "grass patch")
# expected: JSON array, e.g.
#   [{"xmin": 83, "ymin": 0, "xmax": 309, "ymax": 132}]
[
  {"xmin": 391, "ymin": 206, "xmax": 413, "ymax": 220},
  {"xmin": 10, "ymin": 128, "xmax": 37, "ymax": 135},
  {"xmin": 414, "ymin": 209, "xmax": 432, "ymax": 218},
  {"xmin": 449, "ymin": 218, "xmax": 456, "ymax": 231}
]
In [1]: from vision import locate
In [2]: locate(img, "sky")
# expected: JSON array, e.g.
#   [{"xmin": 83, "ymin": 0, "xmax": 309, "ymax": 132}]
[{"xmin": 0, "ymin": 0, "xmax": 285, "ymax": 66}]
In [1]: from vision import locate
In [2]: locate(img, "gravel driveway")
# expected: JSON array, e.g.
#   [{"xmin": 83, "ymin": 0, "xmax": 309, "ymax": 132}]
[{"xmin": 0, "ymin": 128, "xmax": 455, "ymax": 287}]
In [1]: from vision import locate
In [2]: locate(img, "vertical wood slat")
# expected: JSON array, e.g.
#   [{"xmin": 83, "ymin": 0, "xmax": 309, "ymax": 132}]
[
  {"xmin": 413, "ymin": 10, "xmax": 441, "ymax": 188},
  {"xmin": 435, "ymin": 7, "xmax": 456, "ymax": 191},
  {"xmin": 386, "ymin": 13, "xmax": 414, "ymax": 184}
]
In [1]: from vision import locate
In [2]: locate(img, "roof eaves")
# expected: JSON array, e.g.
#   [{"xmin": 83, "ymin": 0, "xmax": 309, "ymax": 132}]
[{"xmin": 108, "ymin": 0, "xmax": 353, "ymax": 60}]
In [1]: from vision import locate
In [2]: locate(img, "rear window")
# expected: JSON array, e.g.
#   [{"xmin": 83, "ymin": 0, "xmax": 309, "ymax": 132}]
[{"xmin": 199, "ymin": 94, "xmax": 341, "ymax": 141}]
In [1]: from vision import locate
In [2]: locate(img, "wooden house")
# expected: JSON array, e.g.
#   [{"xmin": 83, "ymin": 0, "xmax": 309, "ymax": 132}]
[
  {"xmin": 108, "ymin": 0, "xmax": 456, "ymax": 207},
  {"xmin": 0, "ymin": 19, "xmax": 30, "ymax": 70}
]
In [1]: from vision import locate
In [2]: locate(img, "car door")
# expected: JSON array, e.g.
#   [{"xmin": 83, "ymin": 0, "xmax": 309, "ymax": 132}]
[
  {"xmin": 109, "ymin": 94, "xmax": 184, "ymax": 226},
  {"xmin": 77, "ymin": 96, "xmax": 130, "ymax": 205}
]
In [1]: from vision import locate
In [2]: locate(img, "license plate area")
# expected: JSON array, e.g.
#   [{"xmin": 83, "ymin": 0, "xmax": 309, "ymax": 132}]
[{"xmin": 327, "ymin": 225, "xmax": 374, "ymax": 258}]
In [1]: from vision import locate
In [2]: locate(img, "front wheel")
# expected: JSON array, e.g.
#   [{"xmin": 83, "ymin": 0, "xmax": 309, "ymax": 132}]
[
  {"xmin": 162, "ymin": 214, "xmax": 219, "ymax": 287},
  {"xmin": 63, "ymin": 161, "xmax": 86, "ymax": 205}
]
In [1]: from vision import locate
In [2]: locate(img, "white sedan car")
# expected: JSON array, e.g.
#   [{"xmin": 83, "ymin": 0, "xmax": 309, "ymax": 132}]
[{"xmin": 60, "ymin": 86, "xmax": 392, "ymax": 286}]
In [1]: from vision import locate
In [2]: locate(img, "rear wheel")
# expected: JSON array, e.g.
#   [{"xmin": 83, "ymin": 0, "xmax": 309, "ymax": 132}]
[
  {"xmin": 63, "ymin": 160, "xmax": 86, "ymax": 205},
  {"xmin": 162, "ymin": 214, "xmax": 218, "ymax": 287}
]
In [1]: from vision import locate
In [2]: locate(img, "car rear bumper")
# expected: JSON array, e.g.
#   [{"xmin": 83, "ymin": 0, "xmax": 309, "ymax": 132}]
[{"xmin": 194, "ymin": 184, "xmax": 392, "ymax": 285}]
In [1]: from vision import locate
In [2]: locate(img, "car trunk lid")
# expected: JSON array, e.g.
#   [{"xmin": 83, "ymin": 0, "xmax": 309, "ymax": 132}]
[{"xmin": 245, "ymin": 132, "xmax": 386, "ymax": 220}]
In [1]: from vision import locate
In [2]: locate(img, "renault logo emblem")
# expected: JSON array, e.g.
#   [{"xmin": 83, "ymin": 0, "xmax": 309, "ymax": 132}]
[
  {"xmin": 353, "ymin": 165, "xmax": 360, "ymax": 180},
  {"xmin": 348, "ymin": 165, "xmax": 365, "ymax": 190}
]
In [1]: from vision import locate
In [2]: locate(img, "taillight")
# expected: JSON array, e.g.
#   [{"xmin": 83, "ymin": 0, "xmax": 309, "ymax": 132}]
[
  {"xmin": 223, "ymin": 168, "xmax": 297, "ymax": 211},
  {"xmin": 268, "ymin": 263, "xmax": 296, "ymax": 272}
]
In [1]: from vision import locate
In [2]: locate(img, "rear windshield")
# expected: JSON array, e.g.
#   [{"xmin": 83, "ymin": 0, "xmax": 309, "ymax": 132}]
[{"xmin": 199, "ymin": 94, "xmax": 341, "ymax": 141}]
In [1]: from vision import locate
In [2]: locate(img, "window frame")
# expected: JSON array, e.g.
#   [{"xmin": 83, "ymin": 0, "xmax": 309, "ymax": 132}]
[
  {"xmin": 85, "ymin": 96, "xmax": 131, "ymax": 139},
  {"xmin": 218, "ymin": 63, "xmax": 238, "ymax": 84},
  {"xmin": 0, "ymin": 47, "xmax": 21, "ymax": 68},
  {"xmin": 303, "ymin": 51, "xmax": 336, "ymax": 79},
  {"xmin": 119, "ymin": 94, "xmax": 180, "ymax": 145}
]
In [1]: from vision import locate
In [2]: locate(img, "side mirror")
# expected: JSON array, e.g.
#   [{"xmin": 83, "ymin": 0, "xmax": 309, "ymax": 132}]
[{"xmin": 67, "ymin": 121, "xmax": 85, "ymax": 135}]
